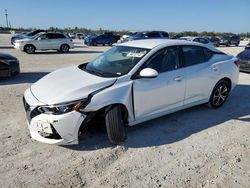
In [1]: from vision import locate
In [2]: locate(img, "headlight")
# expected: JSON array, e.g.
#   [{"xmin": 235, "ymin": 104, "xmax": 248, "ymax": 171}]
[
  {"xmin": 0, "ymin": 59, "xmax": 9, "ymax": 65},
  {"xmin": 37, "ymin": 98, "xmax": 89, "ymax": 115}
]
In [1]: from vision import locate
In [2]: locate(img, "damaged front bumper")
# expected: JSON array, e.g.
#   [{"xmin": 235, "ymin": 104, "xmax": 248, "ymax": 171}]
[{"xmin": 23, "ymin": 89, "xmax": 86, "ymax": 145}]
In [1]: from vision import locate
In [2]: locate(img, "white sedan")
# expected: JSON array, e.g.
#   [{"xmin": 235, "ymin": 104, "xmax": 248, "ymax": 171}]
[{"xmin": 23, "ymin": 39, "xmax": 239, "ymax": 145}]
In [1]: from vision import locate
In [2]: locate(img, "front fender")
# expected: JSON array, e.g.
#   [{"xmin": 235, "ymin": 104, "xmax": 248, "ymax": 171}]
[{"xmin": 84, "ymin": 80, "xmax": 134, "ymax": 122}]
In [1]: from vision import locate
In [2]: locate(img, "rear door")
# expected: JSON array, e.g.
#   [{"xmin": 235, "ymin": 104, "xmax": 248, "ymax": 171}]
[
  {"xmin": 181, "ymin": 45, "xmax": 218, "ymax": 105},
  {"xmin": 133, "ymin": 46, "xmax": 186, "ymax": 120},
  {"xmin": 50, "ymin": 33, "xmax": 67, "ymax": 49}
]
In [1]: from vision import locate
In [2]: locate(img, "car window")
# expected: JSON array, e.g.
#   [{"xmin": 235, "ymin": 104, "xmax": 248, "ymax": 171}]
[
  {"xmin": 47, "ymin": 33, "xmax": 66, "ymax": 39},
  {"xmin": 161, "ymin": 32, "xmax": 169, "ymax": 38},
  {"xmin": 199, "ymin": 38, "xmax": 208, "ymax": 44},
  {"xmin": 182, "ymin": 46, "xmax": 205, "ymax": 66},
  {"xmin": 142, "ymin": 46, "xmax": 180, "ymax": 73},
  {"xmin": 203, "ymin": 48, "xmax": 213, "ymax": 61},
  {"xmin": 146, "ymin": 32, "xmax": 161, "ymax": 38},
  {"xmin": 38, "ymin": 34, "xmax": 48, "ymax": 40},
  {"xmin": 193, "ymin": 38, "xmax": 199, "ymax": 42}
]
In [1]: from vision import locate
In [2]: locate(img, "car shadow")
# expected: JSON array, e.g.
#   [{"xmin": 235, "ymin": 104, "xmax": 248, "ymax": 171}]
[
  {"xmin": 64, "ymin": 84, "xmax": 250, "ymax": 151},
  {"xmin": 0, "ymin": 72, "xmax": 49, "ymax": 85},
  {"xmin": 32, "ymin": 50, "xmax": 104, "ymax": 55}
]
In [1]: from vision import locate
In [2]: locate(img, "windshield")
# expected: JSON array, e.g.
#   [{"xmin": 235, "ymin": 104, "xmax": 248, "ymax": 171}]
[
  {"xmin": 31, "ymin": 33, "xmax": 43, "ymax": 39},
  {"xmin": 83, "ymin": 46, "xmax": 150, "ymax": 77}
]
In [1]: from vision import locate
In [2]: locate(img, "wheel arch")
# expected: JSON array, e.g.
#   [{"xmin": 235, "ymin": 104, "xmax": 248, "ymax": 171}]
[
  {"xmin": 217, "ymin": 77, "xmax": 232, "ymax": 91},
  {"xmin": 60, "ymin": 43, "xmax": 70, "ymax": 49},
  {"xmin": 24, "ymin": 43, "xmax": 36, "ymax": 50}
]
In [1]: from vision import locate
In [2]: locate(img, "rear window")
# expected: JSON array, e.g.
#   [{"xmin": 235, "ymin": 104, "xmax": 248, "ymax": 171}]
[
  {"xmin": 48, "ymin": 33, "xmax": 66, "ymax": 39},
  {"xmin": 161, "ymin": 32, "xmax": 169, "ymax": 38},
  {"xmin": 146, "ymin": 32, "xmax": 161, "ymax": 38},
  {"xmin": 203, "ymin": 48, "xmax": 213, "ymax": 61},
  {"xmin": 182, "ymin": 46, "xmax": 205, "ymax": 66}
]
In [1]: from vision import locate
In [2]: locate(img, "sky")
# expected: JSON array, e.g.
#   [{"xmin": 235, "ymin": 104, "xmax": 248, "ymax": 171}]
[{"xmin": 1, "ymin": 0, "xmax": 250, "ymax": 33}]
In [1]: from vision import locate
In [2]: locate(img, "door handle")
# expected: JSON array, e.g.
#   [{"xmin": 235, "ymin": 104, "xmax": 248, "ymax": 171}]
[
  {"xmin": 174, "ymin": 76, "xmax": 182, "ymax": 82},
  {"xmin": 211, "ymin": 66, "xmax": 218, "ymax": 71}
]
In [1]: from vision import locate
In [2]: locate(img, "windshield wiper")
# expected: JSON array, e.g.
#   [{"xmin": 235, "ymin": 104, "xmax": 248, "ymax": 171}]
[{"xmin": 87, "ymin": 69, "xmax": 105, "ymax": 77}]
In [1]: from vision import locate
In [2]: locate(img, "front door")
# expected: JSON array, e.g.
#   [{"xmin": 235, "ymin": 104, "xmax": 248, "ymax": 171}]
[{"xmin": 133, "ymin": 46, "xmax": 186, "ymax": 121}]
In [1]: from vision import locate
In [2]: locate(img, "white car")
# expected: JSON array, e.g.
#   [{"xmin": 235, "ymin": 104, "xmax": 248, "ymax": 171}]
[
  {"xmin": 23, "ymin": 39, "xmax": 239, "ymax": 145},
  {"xmin": 14, "ymin": 32, "xmax": 74, "ymax": 54},
  {"xmin": 180, "ymin": 36, "xmax": 214, "ymax": 47}
]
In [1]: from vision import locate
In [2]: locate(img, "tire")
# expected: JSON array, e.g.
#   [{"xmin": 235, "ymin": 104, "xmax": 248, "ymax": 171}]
[
  {"xmin": 108, "ymin": 42, "xmax": 113, "ymax": 46},
  {"xmin": 208, "ymin": 80, "xmax": 230, "ymax": 109},
  {"xmin": 226, "ymin": 43, "xmax": 230, "ymax": 47},
  {"xmin": 105, "ymin": 105, "xmax": 126, "ymax": 144},
  {"xmin": 24, "ymin": 45, "xmax": 35, "ymax": 54},
  {"xmin": 92, "ymin": 41, "xmax": 97, "ymax": 46},
  {"xmin": 235, "ymin": 43, "xmax": 239, "ymax": 46},
  {"xmin": 60, "ymin": 44, "xmax": 70, "ymax": 53}
]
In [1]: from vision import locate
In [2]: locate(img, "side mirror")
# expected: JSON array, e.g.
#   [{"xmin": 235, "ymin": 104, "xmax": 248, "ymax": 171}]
[
  {"xmin": 139, "ymin": 68, "xmax": 158, "ymax": 78},
  {"xmin": 37, "ymin": 37, "xmax": 42, "ymax": 41}
]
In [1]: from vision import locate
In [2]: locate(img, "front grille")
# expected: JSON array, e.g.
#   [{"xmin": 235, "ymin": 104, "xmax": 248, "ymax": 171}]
[{"xmin": 240, "ymin": 61, "xmax": 250, "ymax": 68}]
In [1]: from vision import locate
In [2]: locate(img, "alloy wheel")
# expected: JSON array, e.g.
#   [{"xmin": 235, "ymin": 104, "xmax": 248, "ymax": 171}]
[{"xmin": 212, "ymin": 84, "xmax": 228, "ymax": 106}]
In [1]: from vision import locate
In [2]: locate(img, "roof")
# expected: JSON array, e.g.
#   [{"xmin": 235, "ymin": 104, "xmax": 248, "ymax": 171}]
[
  {"xmin": 180, "ymin": 36, "xmax": 197, "ymax": 40},
  {"xmin": 118, "ymin": 39, "xmax": 222, "ymax": 53},
  {"xmin": 118, "ymin": 39, "xmax": 213, "ymax": 49}
]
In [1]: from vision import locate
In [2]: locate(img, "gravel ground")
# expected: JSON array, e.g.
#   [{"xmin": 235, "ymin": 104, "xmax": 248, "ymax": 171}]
[{"xmin": 0, "ymin": 34, "xmax": 250, "ymax": 188}]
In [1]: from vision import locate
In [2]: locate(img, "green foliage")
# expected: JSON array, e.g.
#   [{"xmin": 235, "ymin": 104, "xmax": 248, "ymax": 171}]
[{"xmin": 1, "ymin": 26, "xmax": 250, "ymax": 38}]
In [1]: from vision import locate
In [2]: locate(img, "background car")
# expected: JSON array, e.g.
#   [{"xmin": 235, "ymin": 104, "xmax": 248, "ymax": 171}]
[
  {"xmin": 75, "ymin": 33, "xmax": 85, "ymax": 39},
  {"xmin": 84, "ymin": 34, "xmax": 116, "ymax": 46},
  {"xmin": 219, "ymin": 35, "xmax": 240, "ymax": 46},
  {"xmin": 11, "ymin": 29, "xmax": 45, "ymax": 44},
  {"xmin": 0, "ymin": 52, "xmax": 20, "ymax": 77},
  {"xmin": 208, "ymin": 36, "xmax": 220, "ymax": 47},
  {"xmin": 13, "ymin": 32, "xmax": 74, "ymax": 54},
  {"xmin": 180, "ymin": 36, "xmax": 214, "ymax": 46},
  {"xmin": 236, "ymin": 45, "xmax": 250, "ymax": 72},
  {"xmin": 123, "ymin": 31, "xmax": 169, "ymax": 42}
]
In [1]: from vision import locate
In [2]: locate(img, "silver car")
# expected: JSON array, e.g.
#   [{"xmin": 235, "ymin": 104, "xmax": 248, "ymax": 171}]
[
  {"xmin": 23, "ymin": 39, "xmax": 239, "ymax": 145},
  {"xmin": 14, "ymin": 32, "xmax": 74, "ymax": 54}
]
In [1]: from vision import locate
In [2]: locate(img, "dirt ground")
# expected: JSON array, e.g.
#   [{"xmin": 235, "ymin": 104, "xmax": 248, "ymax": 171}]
[{"xmin": 0, "ymin": 34, "xmax": 249, "ymax": 188}]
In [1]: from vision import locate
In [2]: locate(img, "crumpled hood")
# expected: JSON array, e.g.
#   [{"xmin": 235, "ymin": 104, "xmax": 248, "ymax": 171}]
[{"xmin": 30, "ymin": 65, "xmax": 117, "ymax": 105}]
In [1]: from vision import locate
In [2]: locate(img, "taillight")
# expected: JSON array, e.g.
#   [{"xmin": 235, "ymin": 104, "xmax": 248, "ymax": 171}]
[{"xmin": 234, "ymin": 60, "xmax": 240, "ymax": 68}]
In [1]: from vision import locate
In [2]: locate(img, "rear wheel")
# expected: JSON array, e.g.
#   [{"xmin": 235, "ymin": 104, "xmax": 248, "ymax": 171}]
[
  {"xmin": 105, "ymin": 105, "xmax": 126, "ymax": 144},
  {"xmin": 208, "ymin": 80, "xmax": 230, "ymax": 109},
  {"xmin": 24, "ymin": 45, "xmax": 35, "ymax": 54},
  {"xmin": 60, "ymin": 44, "xmax": 70, "ymax": 53}
]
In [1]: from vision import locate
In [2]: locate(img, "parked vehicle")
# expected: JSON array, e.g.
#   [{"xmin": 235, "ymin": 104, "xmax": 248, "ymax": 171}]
[
  {"xmin": 23, "ymin": 39, "xmax": 239, "ymax": 145},
  {"xmin": 236, "ymin": 45, "xmax": 250, "ymax": 72},
  {"xmin": 208, "ymin": 36, "xmax": 220, "ymax": 47},
  {"xmin": 123, "ymin": 31, "xmax": 169, "ymax": 42},
  {"xmin": 170, "ymin": 34, "xmax": 183, "ymax": 39},
  {"xmin": 84, "ymin": 34, "xmax": 116, "ymax": 46},
  {"xmin": 75, "ymin": 33, "xmax": 85, "ymax": 39},
  {"xmin": 11, "ymin": 30, "xmax": 45, "ymax": 44},
  {"xmin": 180, "ymin": 37, "xmax": 214, "ymax": 47},
  {"xmin": 0, "ymin": 52, "xmax": 20, "ymax": 77},
  {"xmin": 13, "ymin": 32, "xmax": 74, "ymax": 54},
  {"xmin": 219, "ymin": 35, "xmax": 240, "ymax": 47}
]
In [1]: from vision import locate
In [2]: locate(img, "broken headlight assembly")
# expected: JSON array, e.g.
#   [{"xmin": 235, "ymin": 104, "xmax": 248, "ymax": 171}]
[{"xmin": 37, "ymin": 98, "xmax": 89, "ymax": 115}]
